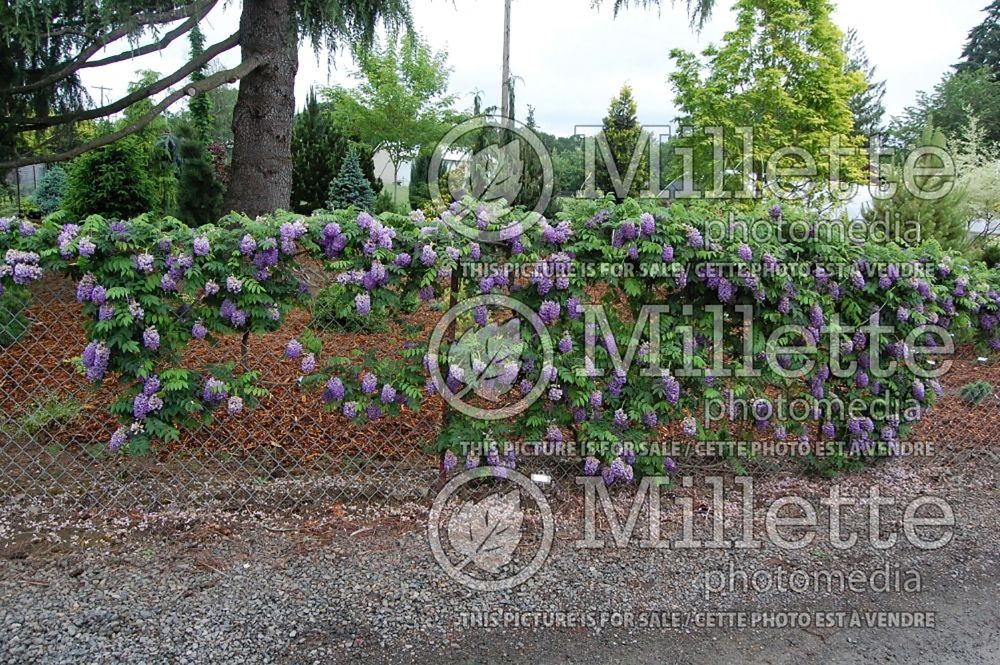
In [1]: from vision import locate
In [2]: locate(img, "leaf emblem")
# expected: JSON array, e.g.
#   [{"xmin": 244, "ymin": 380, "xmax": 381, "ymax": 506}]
[
  {"xmin": 467, "ymin": 140, "xmax": 523, "ymax": 204},
  {"xmin": 449, "ymin": 318, "xmax": 523, "ymax": 401},
  {"xmin": 447, "ymin": 489, "xmax": 524, "ymax": 574}
]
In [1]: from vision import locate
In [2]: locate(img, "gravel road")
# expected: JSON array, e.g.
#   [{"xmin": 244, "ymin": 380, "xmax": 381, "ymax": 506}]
[{"xmin": 1, "ymin": 460, "xmax": 998, "ymax": 664}]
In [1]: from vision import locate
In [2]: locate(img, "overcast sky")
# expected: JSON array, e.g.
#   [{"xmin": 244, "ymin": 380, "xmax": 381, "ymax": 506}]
[{"xmin": 81, "ymin": 0, "xmax": 988, "ymax": 137}]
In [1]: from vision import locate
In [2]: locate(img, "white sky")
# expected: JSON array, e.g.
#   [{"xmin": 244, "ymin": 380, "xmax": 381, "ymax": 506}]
[{"xmin": 80, "ymin": 0, "xmax": 988, "ymax": 137}]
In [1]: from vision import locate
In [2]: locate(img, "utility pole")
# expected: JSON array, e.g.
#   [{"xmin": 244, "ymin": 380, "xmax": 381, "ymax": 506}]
[
  {"xmin": 500, "ymin": 0, "xmax": 512, "ymax": 119},
  {"xmin": 92, "ymin": 85, "xmax": 111, "ymax": 107},
  {"xmin": 14, "ymin": 166, "xmax": 21, "ymax": 216}
]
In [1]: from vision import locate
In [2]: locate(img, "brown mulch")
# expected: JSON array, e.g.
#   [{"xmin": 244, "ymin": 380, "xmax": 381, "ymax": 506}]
[
  {"xmin": 0, "ymin": 274, "xmax": 443, "ymax": 461},
  {"xmin": 2, "ymin": 274, "xmax": 999, "ymax": 462}
]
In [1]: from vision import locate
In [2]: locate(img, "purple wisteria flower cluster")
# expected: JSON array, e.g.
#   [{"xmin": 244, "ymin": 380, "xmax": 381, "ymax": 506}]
[
  {"xmin": 2, "ymin": 249, "xmax": 43, "ymax": 287},
  {"xmin": 81, "ymin": 341, "xmax": 110, "ymax": 381}
]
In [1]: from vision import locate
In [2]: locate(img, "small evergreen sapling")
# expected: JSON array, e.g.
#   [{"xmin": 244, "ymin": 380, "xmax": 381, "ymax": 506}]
[{"xmin": 327, "ymin": 148, "xmax": 376, "ymax": 211}]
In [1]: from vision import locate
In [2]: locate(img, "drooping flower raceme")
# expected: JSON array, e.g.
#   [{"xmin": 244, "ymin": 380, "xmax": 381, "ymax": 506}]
[
  {"xmin": 81, "ymin": 341, "xmax": 110, "ymax": 381},
  {"xmin": 193, "ymin": 236, "xmax": 211, "ymax": 257},
  {"xmin": 361, "ymin": 372, "xmax": 378, "ymax": 395},
  {"xmin": 203, "ymin": 378, "xmax": 228, "ymax": 404},
  {"xmin": 142, "ymin": 327, "xmax": 160, "ymax": 350}
]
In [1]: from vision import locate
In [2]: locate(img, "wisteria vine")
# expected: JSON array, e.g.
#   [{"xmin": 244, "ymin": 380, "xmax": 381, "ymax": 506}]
[{"xmin": 2, "ymin": 199, "xmax": 999, "ymax": 482}]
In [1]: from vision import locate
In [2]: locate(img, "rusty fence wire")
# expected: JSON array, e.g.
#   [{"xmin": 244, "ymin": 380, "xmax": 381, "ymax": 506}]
[{"xmin": 2, "ymin": 275, "xmax": 1000, "ymax": 532}]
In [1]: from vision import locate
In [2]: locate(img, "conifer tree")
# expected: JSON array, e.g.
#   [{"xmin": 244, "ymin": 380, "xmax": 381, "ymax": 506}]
[
  {"xmin": 292, "ymin": 88, "xmax": 346, "ymax": 213},
  {"xmin": 958, "ymin": 0, "xmax": 1000, "ymax": 79},
  {"xmin": 863, "ymin": 123, "xmax": 968, "ymax": 250},
  {"xmin": 177, "ymin": 126, "xmax": 223, "ymax": 226},
  {"xmin": 177, "ymin": 25, "xmax": 223, "ymax": 225},
  {"xmin": 327, "ymin": 148, "xmax": 376, "ymax": 211},
  {"xmin": 596, "ymin": 84, "xmax": 648, "ymax": 201},
  {"xmin": 32, "ymin": 164, "xmax": 67, "ymax": 215}
]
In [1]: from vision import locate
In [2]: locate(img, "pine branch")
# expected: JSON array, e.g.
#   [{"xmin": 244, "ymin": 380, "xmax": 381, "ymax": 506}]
[
  {"xmin": 12, "ymin": 31, "xmax": 240, "ymax": 131},
  {"xmin": 5, "ymin": 1, "xmax": 217, "ymax": 95},
  {"xmin": 1, "ymin": 56, "xmax": 265, "ymax": 170}
]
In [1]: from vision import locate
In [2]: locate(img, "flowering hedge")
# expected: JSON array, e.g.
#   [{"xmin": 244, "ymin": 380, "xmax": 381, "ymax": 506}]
[
  {"xmin": 2, "ymin": 212, "xmax": 315, "ymax": 453},
  {"xmin": 2, "ymin": 200, "xmax": 1000, "ymax": 480}
]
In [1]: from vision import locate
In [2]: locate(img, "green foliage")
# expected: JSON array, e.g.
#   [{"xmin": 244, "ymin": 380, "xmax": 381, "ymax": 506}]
[
  {"xmin": 176, "ymin": 127, "xmax": 224, "ymax": 227},
  {"xmin": 957, "ymin": 0, "xmax": 1000, "ymax": 79},
  {"xmin": 597, "ymin": 0, "xmax": 716, "ymax": 28},
  {"xmin": 843, "ymin": 28, "xmax": 886, "ymax": 138},
  {"xmin": 550, "ymin": 135, "xmax": 587, "ymax": 196},
  {"xmin": 408, "ymin": 146, "xmax": 432, "ymax": 211},
  {"xmin": 596, "ymin": 84, "xmax": 648, "ymax": 201},
  {"xmin": 374, "ymin": 187, "xmax": 409, "ymax": 215},
  {"xmin": 951, "ymin": 115, "xmax": 1000, "ymax": 246},
  {"xmin": 863, "ymin": 124, "xmax": 968, "ymax": 250},
  {"xmin": 167, "ymin": 81, "xmax": 238, "ymax": 146},
  {"xmin": 187, "ymin": 25, "xmax": 213, "ymax": 144},
  {"xmin": 327, "ymin": 148, "xmax": 376, "ymax": 211},
  {"xmin": 327, "ymin": 30, "xmax": 455, "ymax": 195},
  {"xmin": 515, "ymin": 105, "xmax": 553, "ymax": 212},
  {"xmin": 6, "ymin": 189, "xmax": 1000, "ymax": 472},
  {"xmin": 32, "ymin": 165, "xmax": 68, "ymax": 215},
  {"xmin": 14, "ymin": 211, "xmax": 314, "ymax": 453},
  {"xmin": 0, "ymin": 0, "xmax": 413, "ymax": 171},
  {"xmin": 312, "ymin": 283, "xmax": 388, "ymax": 333},
  {"xmin": 63, "ymin": 138, "xmax": 157, "ymax": 220},
  {"xmin": 0, "ymin": 288, "xmax": 31, "ymax": 347},
  {"xmin": 13, "ymin": 393, "xmax": 81, "ymax": 436},
  {"xmin": 122, "ymin": 70, "xmax": 179, "ymax": 216},
  {"xmin": 982, "ymin": 242, "xmax": 1000, "ymax": 268},
  {"xmin": 291, "ymin": 88, "xmax": 383, "ymax": 214},
  {"xmin": 668, "ymin": 0, "xmax": 867, "ymax": 199},
  {"xmin": 278, "ymin": 196, "xmax": 1000, "ymax": 477},
  {"xmin": 960, "ymin": 380, "xmax": 992, "ymax": 406},
  {"xmin": 891, "ymin": 68, "xmax": 1000, "ymax": 148},
  {"xmin": 292, "ymin": 88, "xmax": 347, "ymax": 214}
]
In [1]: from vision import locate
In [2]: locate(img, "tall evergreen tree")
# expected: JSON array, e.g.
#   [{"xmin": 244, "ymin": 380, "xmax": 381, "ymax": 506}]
[
  {"xmin": 958, "ymin": 0, "xmax": 1000, "ymax": 79},
  {"xmin": 843, "ymin": 28, "xmax": 886, "ymax": 139},
  {"xmin": 178, "ymin": 26, "xmax": 223, "ymax": 225},
  {"xmin": 187, "ymin": 25, "xmax": 213, "ymax": 145},
  {"xmin": 408, "ymin": 146, "xmax": 433, "ymax": 211},
  {"xmin": 327, "ymin": 148, "xmax": 376, "ymax": 211},
  {"xmin": 596, "ymin": 84, "xmax": 648, "ymax": 201},
  {"xmin": 291, "ymin": 88, "xmax": 346, "ymax": 214},
  {"xmin": 515, "ymin": 105, "xmax": 553, "ymax": 212}
]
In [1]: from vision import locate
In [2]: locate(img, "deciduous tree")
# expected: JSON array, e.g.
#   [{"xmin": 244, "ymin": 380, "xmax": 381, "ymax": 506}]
[
  {"xmin": 668, "ymin": 0, "xmax": 867, "ymax": 200},
  {"xmin": 328, "ymin": 31, "xmax": 454, "ymax": 206}
]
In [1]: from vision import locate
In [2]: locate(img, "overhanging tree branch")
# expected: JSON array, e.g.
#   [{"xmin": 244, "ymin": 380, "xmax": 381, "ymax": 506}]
[
  {"xmin": 83, "ymin": 5, "xmax": 215, "ymax": 70},
  {"xmin": 6, "ymin": 1, "xmax": 216, "ymax": 95},
  {"xmin": 13, "ymin": 31, "xmax": 240, "ymax": 131},
  {"xmin": 0, "ymin": 55, "xmax": 266, "ymax": 170}
]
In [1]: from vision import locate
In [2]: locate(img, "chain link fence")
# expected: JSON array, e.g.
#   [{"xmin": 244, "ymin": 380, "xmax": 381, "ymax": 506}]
[{"xmin": 2, "ymin": 274, "xmax": 1000, "ymax": 532}]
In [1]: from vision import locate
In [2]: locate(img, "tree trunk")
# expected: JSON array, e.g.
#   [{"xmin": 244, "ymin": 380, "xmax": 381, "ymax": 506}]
[{"xmin": 223, "ymin": 0, "xmax": 298, "ymax": 217}]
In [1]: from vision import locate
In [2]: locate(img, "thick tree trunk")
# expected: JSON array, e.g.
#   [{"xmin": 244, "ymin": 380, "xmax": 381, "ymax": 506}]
[{"xmin": 223, "ymin": 0, "xmax": 298, "ymax": 217}]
